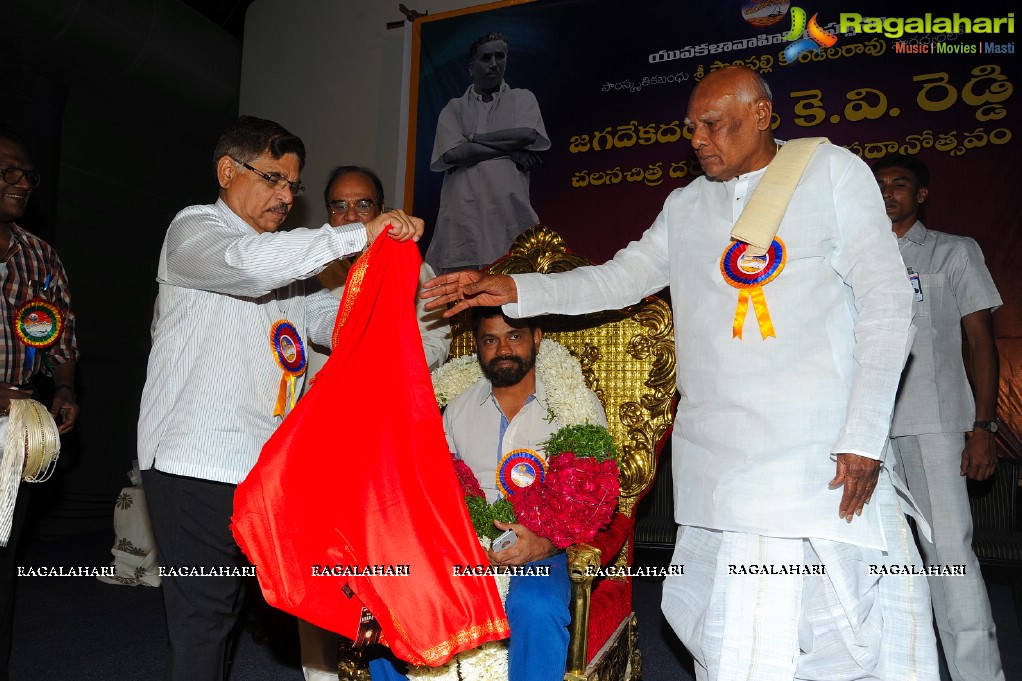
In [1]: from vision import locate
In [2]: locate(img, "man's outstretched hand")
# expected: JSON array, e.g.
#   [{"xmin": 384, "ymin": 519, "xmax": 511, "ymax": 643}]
[{"xmin": 420, "ymin": 271, "xmax": 519, "ymax": 317}]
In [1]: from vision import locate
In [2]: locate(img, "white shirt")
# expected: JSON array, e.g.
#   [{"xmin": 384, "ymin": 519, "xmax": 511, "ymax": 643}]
[
  {"xmin": 505, "ymin": 144, "xmax": 914, "ymax": 549},
  {"xmin": 138, "ymin": 199, "xmax": 367, "ymax": 483},
  {"xmin": 443, "ymin": 374, "xmax": 607, "ymax": 503},
  {"xmin": 892, "ymin": 221, "xmax": 1002, "ymax": 436}
]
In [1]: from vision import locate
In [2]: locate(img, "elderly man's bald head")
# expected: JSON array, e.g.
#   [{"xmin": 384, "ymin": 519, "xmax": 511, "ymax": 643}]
[
  {"xmin": 703, "ymin": 66, "xmax": 772, "ymax": 101},
  {"xmin": 685, "ymin": 66, "xmax": 776, "ymax": 181}
]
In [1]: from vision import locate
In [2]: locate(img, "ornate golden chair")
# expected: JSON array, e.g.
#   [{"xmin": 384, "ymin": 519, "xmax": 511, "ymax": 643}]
[{"xmin": 444, "ymin": 225, "xmax": 676, "ymax": 680}]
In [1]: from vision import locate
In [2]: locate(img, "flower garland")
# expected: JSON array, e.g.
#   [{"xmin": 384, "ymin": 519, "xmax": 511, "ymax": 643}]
[{"xmin": 431, "ymin": 339, "xmax": 603, "ymax": 427}]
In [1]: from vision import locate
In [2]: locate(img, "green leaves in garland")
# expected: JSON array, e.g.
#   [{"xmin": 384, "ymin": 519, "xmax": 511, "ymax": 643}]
[
  {"xmin": 541, "ymin": 423, "xmax": 618, "ymax": 462},
  {"xmin": 465, "ymin": 496, "xmax": 517, "ymax": 540}
]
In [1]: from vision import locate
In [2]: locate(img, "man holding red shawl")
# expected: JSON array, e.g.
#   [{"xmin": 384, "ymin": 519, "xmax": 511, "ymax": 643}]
[{"xmin": 138, "ymin": 115, "xmax": 430, "ymax": 681}]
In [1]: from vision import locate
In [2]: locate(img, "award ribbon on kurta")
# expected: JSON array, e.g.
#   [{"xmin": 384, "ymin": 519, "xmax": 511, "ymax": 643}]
[
  {"xmin": 269, "ymin": 320, "xmax": 306, "ymax": 417},
  {"xmin": 497, "ymin": 448, "xmax": 547, "ymax": 497},
  {"xmin": 720, "ymin": 238, "xmax": 786, "ymax": 340}
]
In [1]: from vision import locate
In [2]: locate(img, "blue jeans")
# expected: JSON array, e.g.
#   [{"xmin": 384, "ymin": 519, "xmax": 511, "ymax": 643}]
[{"xmin": 369, "ymin": 553, "xmax": 571, "ymax": 681}]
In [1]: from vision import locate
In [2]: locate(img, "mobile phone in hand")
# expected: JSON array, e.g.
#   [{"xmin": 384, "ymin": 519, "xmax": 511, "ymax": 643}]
[{"xmin": 492, "ymin": 529, "xmax": 518, "ymax": 552}]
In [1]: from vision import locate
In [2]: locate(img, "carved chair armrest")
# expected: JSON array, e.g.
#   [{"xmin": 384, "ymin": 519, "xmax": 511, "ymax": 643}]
[
  {"xmin": 564, "ymin": 511, "xmax": 635, "ymax": 677},
  {"xmin": 566, "ymin": 543, "xmax": 601, "ymax": 677}
]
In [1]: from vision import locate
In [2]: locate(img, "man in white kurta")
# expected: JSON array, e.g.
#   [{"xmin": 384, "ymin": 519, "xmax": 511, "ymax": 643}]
[
  {"xmin": 423, "ymin": 66, "xmax": 938, "ymax": 680},
  {"xmin": 424, "ymin": 32, "xmax": 550, "ymax": 273}
]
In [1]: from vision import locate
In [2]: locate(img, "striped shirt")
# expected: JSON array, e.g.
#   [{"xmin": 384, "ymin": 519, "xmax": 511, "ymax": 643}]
[
  {"xmin": 137, "ymin": 199, "xmax": 367, "ymax": 483},
  {"xmin": 0, "ymin": 223, "xmax": 79, "ymax": 385}
]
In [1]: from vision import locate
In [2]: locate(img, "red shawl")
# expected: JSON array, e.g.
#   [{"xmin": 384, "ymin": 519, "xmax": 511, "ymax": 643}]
[{"xmin": 232, "ymin": 235, "xmax": 509, "ymax": 666}]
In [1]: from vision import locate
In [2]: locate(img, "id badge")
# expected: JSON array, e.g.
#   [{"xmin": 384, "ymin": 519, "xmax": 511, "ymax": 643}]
[{"xmin": 907, "ymin": 268, "xmax": 923, "ymax": 302}]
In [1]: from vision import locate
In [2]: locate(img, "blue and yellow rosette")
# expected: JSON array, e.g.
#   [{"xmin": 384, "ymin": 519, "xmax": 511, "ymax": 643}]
[
  {"xmin": 13, "ymin": 299, "xmax": 63, "ymax": 370},
  {"xmin": 497, "ymin": 448, "xmax": 548, "ymax": 498},
  {"xmin": 720, "ymin": 238, "xmax": 786, "ymax": 340},
  {"xmin": 269, "ymin": 320, "xmax": 307, "ymax": 417}
]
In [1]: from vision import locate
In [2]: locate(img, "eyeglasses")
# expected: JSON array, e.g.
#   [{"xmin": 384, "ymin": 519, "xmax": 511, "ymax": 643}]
[
  {"xmin": 232, "ymin": 158, "xmax": 304, "ymax": 196},
  {"xmin": 0, "ymin": 167, "xmax": 41, "ymax": 188},
  {"xmin": 328, "ymin": 199, "xmax": 379, "ymax": 216}
]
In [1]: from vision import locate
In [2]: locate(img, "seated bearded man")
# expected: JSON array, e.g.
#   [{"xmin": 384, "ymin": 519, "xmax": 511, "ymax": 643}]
[{"xmin": 371, "ymin": 307, "xmax": 608, "ymax": 681}]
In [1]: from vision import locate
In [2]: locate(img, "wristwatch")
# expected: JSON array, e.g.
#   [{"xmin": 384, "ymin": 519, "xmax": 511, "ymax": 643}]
[{"xmin": 973, "ymin": 419, "xmax": 1000, "ymax": 434}]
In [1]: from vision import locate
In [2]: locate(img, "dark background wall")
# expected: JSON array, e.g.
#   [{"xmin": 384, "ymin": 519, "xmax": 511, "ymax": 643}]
[
  {"xmin": 1, "ymin": 0, "xmax": 480, "ymax": 539},
  {"xmin": 1, "ymin": 0, "xmax": 243, "ymax": 537}
]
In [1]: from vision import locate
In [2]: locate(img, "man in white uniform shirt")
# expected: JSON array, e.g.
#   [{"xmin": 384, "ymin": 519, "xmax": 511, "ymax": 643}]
[
  {"xmin": 137, "ymin": 116, "xmax": 423, "ymax": 681},
  {"xmin": 423, "ymin": 66, "xmax": 939, "ymax": 680},
  {"xmin": 873, "ymin": 153, "xmax": 1004, "ymax": 681}
]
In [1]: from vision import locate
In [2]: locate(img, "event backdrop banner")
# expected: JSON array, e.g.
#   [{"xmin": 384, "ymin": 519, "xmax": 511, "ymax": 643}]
[{"xmin": 404, "ymin": 0, "xmax": 1020, "ymax": 440}]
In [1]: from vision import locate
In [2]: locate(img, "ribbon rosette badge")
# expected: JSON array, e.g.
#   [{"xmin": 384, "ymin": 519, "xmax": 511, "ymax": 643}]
[
  {"xmin": 497, "ymin": 448, "xmax": 548, "ymax": 498},
  {"xmin": 14, "ymin": 300, "xmax": 62, "ymax": 348},
  {"xmin": 720, "ymin": 238, "xmax": 786, "ymax": 340},
  {"xmin": 270, "ymin": 320, "xmax": 307, "ymax": 417},
  {"xmin": 14, "ymin": 299, "xmax": 64, "ymax": 371}
]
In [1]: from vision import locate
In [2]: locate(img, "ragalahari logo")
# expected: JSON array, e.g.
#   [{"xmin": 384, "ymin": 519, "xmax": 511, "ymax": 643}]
[
  {"xmin": 782, "ymin": 7, "xmax": 838, "ymax": 62},
  {"xmin": 743, "ymin": 3, "xmax": 838, "ymax": 63}
]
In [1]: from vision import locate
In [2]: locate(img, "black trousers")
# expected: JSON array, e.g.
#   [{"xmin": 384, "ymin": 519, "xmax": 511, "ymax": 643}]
[
  {"xmin": 142, "ymin": 469, "xmax": 249, "ymax": 681},
  {"xmin": 0, "ymin": 486, "xmax": 31, "ymax": 681}
]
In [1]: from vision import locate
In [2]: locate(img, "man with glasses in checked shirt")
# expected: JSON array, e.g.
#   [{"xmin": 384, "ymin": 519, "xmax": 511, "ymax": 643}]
[{"xmin": 0, "ymin": 125, "xmax": 80, "ymax": 681}]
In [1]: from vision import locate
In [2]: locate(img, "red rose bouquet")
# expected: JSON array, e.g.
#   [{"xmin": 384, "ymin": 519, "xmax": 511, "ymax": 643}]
[
  {"xmin": 453, "ymin": 458, "xmax": 485, "ymax": 500},
  {"xmin": 510, "ymin": 424, "xmax": 620, "ymax": 549}
]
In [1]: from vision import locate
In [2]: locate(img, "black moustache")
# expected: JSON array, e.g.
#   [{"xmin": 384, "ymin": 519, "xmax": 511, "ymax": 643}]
[{"xmin": 489, "ymin": 356, "xmax": 523, "ymax": 367}]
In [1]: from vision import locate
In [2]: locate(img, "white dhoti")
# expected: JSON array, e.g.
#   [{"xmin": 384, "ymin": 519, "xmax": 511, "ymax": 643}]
[{"xmin": 662, "ymin": 475, "xmax": 938, "ymax": 681}]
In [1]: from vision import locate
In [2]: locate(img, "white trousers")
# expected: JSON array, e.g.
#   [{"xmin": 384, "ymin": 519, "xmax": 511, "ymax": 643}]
[
  {"xmin": 890, "ymin": 433, "xmax": 1004, "ymax": 681},
  {"xmin": 662, "ymin": 473, "xmax": 939, "ymax": 681}
]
